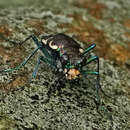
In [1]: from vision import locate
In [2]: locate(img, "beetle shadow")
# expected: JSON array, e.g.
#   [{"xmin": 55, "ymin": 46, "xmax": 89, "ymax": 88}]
[{"xmin": 45, "ymin": 73, "xmax": 100, "ymax": 108}]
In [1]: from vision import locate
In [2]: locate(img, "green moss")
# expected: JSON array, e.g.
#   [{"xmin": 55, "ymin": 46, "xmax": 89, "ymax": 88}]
[{"xmin": 0, "ymin": 115, "xmax": 16, "ymax": 130}]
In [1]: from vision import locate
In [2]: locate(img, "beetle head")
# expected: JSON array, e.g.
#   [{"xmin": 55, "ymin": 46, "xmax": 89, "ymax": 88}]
[
  {"xmin": 60, "ymin": 49, "xmax": 86, "ymax": 80},
  {"xmin": 63, "ymin": 55, "xmax": 84, "ymax": 80}
]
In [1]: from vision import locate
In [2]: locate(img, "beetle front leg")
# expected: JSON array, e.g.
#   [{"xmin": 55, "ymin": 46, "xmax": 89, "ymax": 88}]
[
  {"xmin": 81, "ymin": 70, "xmax": 101, "ymax": 104},
  {"xmin": 82, "ymin": 56, "xmax": 101, "ymax": 104},
  {"xmin": 85, "ymin": 56, "xmax": 100, "ymax": 87}
]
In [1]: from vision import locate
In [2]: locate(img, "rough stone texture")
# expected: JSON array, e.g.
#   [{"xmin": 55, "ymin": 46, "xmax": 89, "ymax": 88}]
[{"xmin": 0, "ymin": 0, "xmax": 130, "ymax": 130}]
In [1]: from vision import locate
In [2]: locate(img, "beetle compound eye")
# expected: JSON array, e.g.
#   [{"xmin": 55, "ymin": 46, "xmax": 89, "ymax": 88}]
[{"xmin": 49, "ymin": 41, "xmax": 58, "ymax": 50}]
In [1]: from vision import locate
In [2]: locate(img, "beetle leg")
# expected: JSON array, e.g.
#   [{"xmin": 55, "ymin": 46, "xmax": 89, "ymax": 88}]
[
  {"xmin": 82, "ymin": 56, "xmax": 102, "ymax": 104},
  {"xmin": 82, "ymin": 44, "xmax": 96, "ymax": 56},
  {"xmin": 81, "ymin": 70, "xmax": 101, "ymax": 104},
  {"xmin": 19, "ymin": 35, "xmax": 40, "ymax": 47},
  {"xmin": 32, "ymin": 55, "xmax": 57, "ymax": 78},
  {"xmin": 83, "ymin": 56, "xmax": 110, "ymax": 103},
  {"xmin": 40, "ymin": 56, "xmax": 57, "ymax": 69},
  {"xmin": 19, "ymin": 35, "xmax": 53, "ymax": 60},
  {"xmin": 81, "ymin": 71, "xmax": 99, "ymax": 75},
  {"xmin": 32, "ymin": 56, "xmax": 42, "ymax": 78},
  {"xmin": 0, "ymin": 34, "xmax": 43, "ymax": 48},
  {"xmin": 85, "ymin": 56, "xmax": 100, "ymax": 81},
  {"xmin": 0, "ymin": 47, "xmax": 41, "ymax": 73}
]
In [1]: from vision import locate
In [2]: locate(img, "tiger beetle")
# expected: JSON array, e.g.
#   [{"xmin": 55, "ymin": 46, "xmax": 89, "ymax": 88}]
[{"xmin": 0, "ymin": 33, "xmax": 104, "ymax": 104}]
